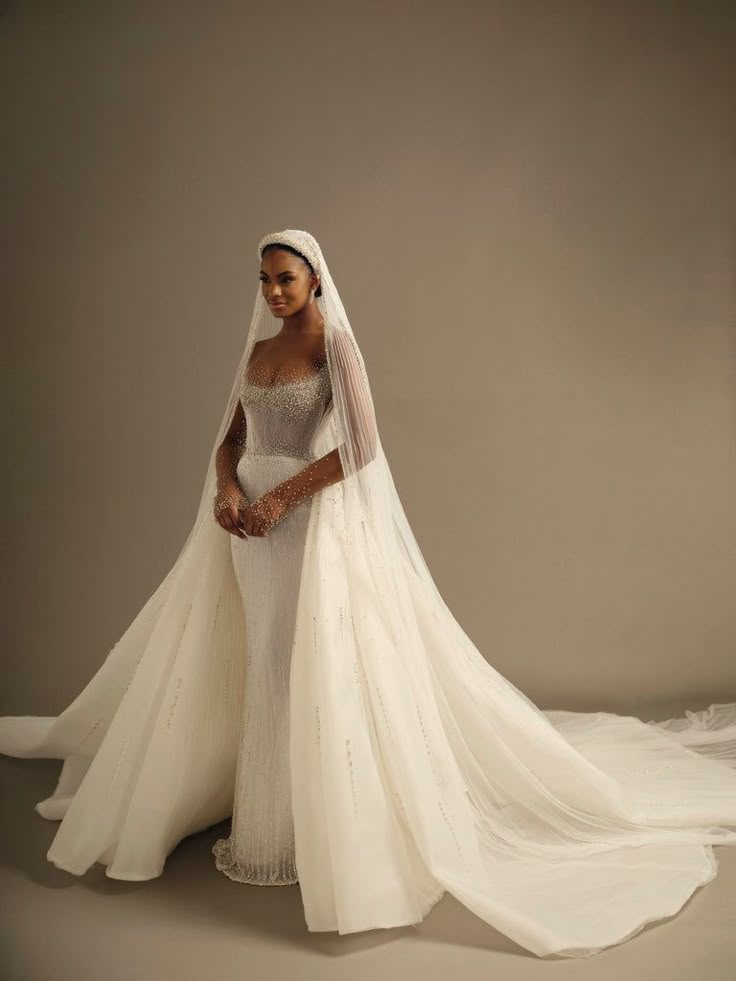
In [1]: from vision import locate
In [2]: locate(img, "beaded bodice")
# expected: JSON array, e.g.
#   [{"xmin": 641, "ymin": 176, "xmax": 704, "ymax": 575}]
[{"xmin": 239, "ymin": 360, "xmax": 332, "ymax": 459}]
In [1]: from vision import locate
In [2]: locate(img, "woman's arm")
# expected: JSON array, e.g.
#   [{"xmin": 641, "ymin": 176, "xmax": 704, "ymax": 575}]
[
  {"xmin": 250, "ymin": 330, "xmax": 378, "ymax": 531},
  {"xmin": 250, "ymin": 447, "xmax": 345, "ymax": 528},
  {"xmin": 214, "ymin": 400, "xmax": 249, "ymax": 536}
]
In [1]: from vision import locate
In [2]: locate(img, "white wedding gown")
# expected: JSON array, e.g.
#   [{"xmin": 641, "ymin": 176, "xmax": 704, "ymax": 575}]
[
  {"xmin": 212, "ymin": 360, "xmax": 332, "ymax": 885},
  {"xmin": 2, "ymin": 354, "xmax": 736, "ymax": 959}
]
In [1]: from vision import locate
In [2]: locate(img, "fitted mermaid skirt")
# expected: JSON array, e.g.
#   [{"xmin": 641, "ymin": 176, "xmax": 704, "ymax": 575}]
[
  {"xmin": 0, "ymin": 364, "xmax": 333, "ymax": 884},
  {"xmin": 212, "ymin": 452, "xmax": 314, "ymax": 886}
]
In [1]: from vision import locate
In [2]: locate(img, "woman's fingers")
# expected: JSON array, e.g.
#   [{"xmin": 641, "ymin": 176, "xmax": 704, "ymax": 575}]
[
  {"xmin": 228, "ymin": 504, "xmax": 247, "ymax": 538},
  {"xmin": 244, "ymin": 514, "xmax": 263, "ymax": 536},
  {"xmin": 217, "ymin": 507, "xmax": 246, "ymax": 538},
  {"xmin": 242, "ymin": 509, "xmax": 268, "ymax": 537}
]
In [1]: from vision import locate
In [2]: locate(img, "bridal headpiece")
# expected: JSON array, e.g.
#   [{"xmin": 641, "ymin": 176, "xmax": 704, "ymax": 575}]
[{"xmin": 257, "ymin": 229, "xmax": 323, "ymax": 278}]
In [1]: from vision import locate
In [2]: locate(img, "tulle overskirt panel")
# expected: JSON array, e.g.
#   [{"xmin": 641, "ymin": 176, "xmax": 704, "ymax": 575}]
[
  {"xmin": 287, "ymin": 460, "xmax": 736, "ymax": 956},
  {"xmin": 1, "ymin": 434, "xmax": 736, "ymax": 954},
  {"xmin": 0, "ymin": 517, "xmax": 248, "ymax": 880}
]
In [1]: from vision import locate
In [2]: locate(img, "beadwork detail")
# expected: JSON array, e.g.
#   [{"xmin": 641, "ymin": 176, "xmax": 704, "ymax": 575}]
[
  {"xmin": 213, "ymin": 364, "xmax": 334, "ymax": 889},
  {"xmin": 346, "ymin": 738, "xmax": 359, "ymax": 818},
  {"xmin": 239, "ymin": 360, "xmax": 331, "ymax": 460},
  {"xmin": 107, "ymin": 738, "xmax": 130, "ymax": 798},
  {"xmin": 257, "ymin": 229, "xmax": 323, "ymax": 277},
  {"xmin": 212, "ymin": 836, "xmax": 298, "ymax": 887},
  {"xmin": 165, "ymin": 677, "xmax": 184, "ymax": 731}
]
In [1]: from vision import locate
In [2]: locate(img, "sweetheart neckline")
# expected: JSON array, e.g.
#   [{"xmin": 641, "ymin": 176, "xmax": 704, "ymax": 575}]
[{"xmin": 243, "ymin": 360, "xmax": 329, "ymax": 390}]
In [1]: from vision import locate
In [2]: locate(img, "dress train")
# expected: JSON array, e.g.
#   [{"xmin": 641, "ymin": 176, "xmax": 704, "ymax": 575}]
[{"xmin": 2, "ymin": 398, "xmax": 736, "ymax": 958}]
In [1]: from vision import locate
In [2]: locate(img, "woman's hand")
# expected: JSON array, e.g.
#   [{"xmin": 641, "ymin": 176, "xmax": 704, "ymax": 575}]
[
  {"xmin": 246, "ymin": 492, "xmax": 288, "ymax": 536},
  {"xmin": 214, "ymin": 485, "xmax": 250, "ymax": 538}
]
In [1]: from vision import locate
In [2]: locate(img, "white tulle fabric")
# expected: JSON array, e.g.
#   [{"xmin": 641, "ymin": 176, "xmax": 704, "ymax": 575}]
[{"xmin": 2, "ymin": 229, "xmax": 736, "ymax": 960}]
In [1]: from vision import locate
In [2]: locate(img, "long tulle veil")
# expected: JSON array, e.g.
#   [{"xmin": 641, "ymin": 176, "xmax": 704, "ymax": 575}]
[{"xmin": 2, "ymin": 228, "xmax": 736, "ymax": 958}]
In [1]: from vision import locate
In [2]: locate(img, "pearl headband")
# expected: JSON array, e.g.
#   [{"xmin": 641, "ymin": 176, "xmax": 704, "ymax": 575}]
[{"xmin": 257, "ymin": 229, "xmax": 323, "ymax": 277}]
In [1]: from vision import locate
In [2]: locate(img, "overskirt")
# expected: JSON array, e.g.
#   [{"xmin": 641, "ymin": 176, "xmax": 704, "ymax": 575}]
[{"xmin": 2, "ymin": 413, "xmax": 736, "ymax": 958}]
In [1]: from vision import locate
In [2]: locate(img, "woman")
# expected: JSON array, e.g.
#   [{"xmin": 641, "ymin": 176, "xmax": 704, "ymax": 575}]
[
  {"xmin": 210, "ymin": 240, "xmax": 340, "ymax": 886},
  {"xmin": 2, "ymin": 228, "xmax": 736, "ymax": 960}
]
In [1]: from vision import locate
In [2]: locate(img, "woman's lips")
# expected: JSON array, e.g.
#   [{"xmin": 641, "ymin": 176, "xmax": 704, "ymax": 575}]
[{"xmin": 270, "ymin": 302, "xmax": 285, "ymax": 308}]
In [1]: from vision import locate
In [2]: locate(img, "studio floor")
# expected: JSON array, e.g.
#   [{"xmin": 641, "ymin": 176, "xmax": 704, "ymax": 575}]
[{"xmin": 2, "ymin": 757, "xmax": 735, "ymax": 981}]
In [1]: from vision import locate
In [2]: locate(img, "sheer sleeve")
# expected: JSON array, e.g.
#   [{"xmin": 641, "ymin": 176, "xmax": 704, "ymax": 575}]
[
  {"xmin": 328, "ymin": 328, "xmax": 378, "ymax": 476},
  {"xmin": 251, "ymin": 331, "xmax": 379, "ymax": 530},
  {"xmin": 214, "ymin": 399, "xmax": 248, "ymax": 507}
]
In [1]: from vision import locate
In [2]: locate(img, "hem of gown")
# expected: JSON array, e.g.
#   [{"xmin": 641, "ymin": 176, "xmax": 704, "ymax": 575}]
[
  {"xmin": 538, "ymin": 844, "xmax": 722, "ymax": 960},
  {"xmin": 412, "ymin": 885, "xmax": 447, "ymax": 924},
  {"xmin": 305, "ymin": 885, "xmax": 447, "ymax": 935},
  {"xmin": 212, "ymin": 836, "xmax": 299, "ymax": 887},
  {"xmin": 47, "ymin": 856, "xmax": 166, "ymax": 881}
]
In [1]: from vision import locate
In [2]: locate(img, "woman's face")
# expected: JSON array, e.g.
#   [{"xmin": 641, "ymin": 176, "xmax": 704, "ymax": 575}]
[{"xmin": 259, "ymin": 250, "xmax": 313, "ymax": 316}]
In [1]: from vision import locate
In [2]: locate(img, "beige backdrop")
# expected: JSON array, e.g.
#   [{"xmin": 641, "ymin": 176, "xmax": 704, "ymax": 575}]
[{"xmin": 2, "ymin": 1, "xmax": 735, "ymax": 722}]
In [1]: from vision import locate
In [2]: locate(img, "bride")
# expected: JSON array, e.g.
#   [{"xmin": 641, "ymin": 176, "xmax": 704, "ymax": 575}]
[{"xmin": 2, "ymin": 228, "xmax": 736, "ymax": 960}]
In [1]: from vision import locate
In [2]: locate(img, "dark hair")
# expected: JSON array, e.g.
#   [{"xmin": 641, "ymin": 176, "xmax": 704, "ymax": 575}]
[{"xmin": 261, "ymin": 242, "xmax": 322, "ymax": 297}]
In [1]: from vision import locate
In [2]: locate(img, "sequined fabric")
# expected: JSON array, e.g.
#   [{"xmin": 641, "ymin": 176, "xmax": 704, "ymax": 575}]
[
  {"xmin": 237, "ymin": 360, "xmax": 331, "ymax": 459},
  {"xmin": 212, "ymin": 363, "xmax": 332, "ymax": 886}
]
